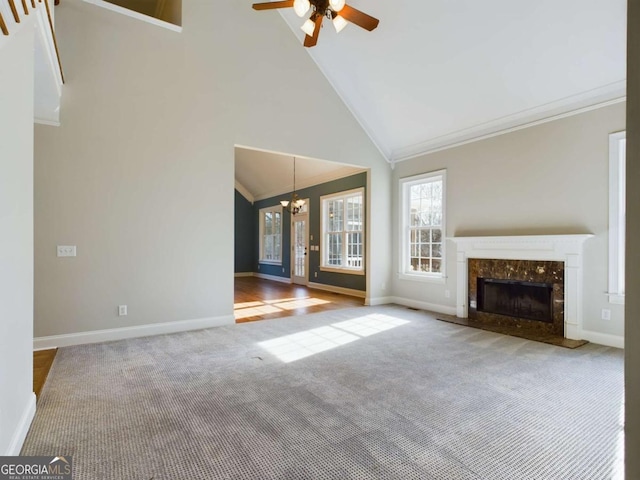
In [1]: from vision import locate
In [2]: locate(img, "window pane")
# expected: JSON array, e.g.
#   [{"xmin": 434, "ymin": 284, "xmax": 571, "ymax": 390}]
[
  {"xmin": 328, "ymin": 233, "xmax": 342, "ymax": 266},
  {"xmin": 264, "ymin": 212, "xmax": 272, "ymax": 236},
  {"xmin": 403, "ymin": 175, "xmax": 444, "ymax": 276},
  {"xmin": 274, "ymin": 212, "xmax": 282, "ymax": 234}
]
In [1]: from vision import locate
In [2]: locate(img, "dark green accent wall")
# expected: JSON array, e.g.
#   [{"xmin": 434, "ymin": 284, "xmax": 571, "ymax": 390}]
[
  {"xmin": 253, "ymin": 172, "xmax": 367, "ymax": 291},
  {"xmin": 234, "ymin": 190, "xmax": 255, "ymax": 273}
]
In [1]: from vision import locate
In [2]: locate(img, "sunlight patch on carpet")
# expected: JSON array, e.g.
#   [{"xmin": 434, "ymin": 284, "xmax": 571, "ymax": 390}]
[{"xmin": 259, "ymin": 314, "xmax": 410, "ymax": 362}]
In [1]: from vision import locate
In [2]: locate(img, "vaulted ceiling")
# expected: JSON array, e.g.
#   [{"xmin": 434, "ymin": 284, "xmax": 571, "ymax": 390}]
[
  {"xmin": 274, "ymin": 0, "xmax": 627, "ymax": 161},
  {"xmin": 239, "ymin": 0, "xmax": 626, "ymax": 197}
]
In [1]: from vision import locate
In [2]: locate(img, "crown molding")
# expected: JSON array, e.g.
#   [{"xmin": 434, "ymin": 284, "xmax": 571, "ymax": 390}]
[
  {"xmin": 234, "ymin": 180, "xmax": 255, "ymax": 204},
  {"xmin": 391, "ymin": 81, "xmax": 627, "ymax": 162},
  {"xmin": 252, "ymin": 165, "xmax": 365, "ymax": 202}
]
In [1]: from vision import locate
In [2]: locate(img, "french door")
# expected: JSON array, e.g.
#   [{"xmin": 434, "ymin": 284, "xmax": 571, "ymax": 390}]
[{"xmin": 291, "ymin": 211, "xmax": 309, "ymax": 285}]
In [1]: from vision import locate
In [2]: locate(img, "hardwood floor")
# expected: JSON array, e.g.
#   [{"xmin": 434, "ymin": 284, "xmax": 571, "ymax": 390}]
[
  {"xmin": 33, "ymin": 349, "xmax": 57, "ymax": 400},
  {"xmin": 235, "ymin": 276, "xmax": 363, "ymax": 323}
]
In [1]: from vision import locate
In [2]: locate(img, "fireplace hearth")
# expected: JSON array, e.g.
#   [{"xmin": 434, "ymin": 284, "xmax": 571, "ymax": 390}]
[{"xmin": 449, "ymin": 234, "xmax": 593, "ymax": 344}]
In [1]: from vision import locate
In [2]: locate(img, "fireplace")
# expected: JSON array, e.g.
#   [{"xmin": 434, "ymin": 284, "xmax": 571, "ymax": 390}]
[
  {"xmin": 450, "ymin": 235, "xmax": 592, "ymax": 340},
  {"xmin": 477, "ymin": 278, "xmax": 554, "ymax": 323},
  {"xmin": 468, "ymin": 258, "xmax": 564, "ymax": 335}
]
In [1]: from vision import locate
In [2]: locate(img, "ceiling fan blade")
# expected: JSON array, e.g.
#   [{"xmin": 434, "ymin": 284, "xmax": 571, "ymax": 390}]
[
  {"xmin": 303, "ymin": 14, "xmax": 323, "ymax": 48},
  {"xmin": 339, "ymin": 4, "xmax": 379, "ymax": 31},
  {"xmin": 252, "ymin": 0, "xmax": 294, "ymax": 10}
]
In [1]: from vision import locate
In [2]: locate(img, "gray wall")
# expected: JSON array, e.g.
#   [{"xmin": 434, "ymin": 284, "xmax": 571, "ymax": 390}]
[
  {"xmin": 254, "ymin": 172, "xmax": 367, "ymax": 291},
  {"xmin": 0, "ymin": 25, "xmax": 35, "ymax": 454},
  {"xmin": 234, "ymin": 190, "xmax": 254, "ymax": 274},
  {"xmin": 34, "ymin": 0, "xmax": 391, "ymax": 340},
  {"xmin": 626, "ymin": 0, "xmax": 639, "ymax": 476},
  {"xmin": 391, "ymin": 103, "xmax": 626, "ymax": 343}
]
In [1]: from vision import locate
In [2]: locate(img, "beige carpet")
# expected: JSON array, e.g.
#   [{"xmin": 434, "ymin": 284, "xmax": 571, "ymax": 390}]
[{"xmin": 22, "ymin": 305, "xmax": 624, "ymax": 479}]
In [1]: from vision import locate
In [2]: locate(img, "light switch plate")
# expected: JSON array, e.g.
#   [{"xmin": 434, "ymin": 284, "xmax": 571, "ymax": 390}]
[{"xmin": 57, "ymin": 246, "xmax": 77, "ymax": 257}]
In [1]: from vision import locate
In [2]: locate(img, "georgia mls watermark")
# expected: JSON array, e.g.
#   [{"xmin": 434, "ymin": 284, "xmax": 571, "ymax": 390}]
[{"xmin": 0, "ymin": 457, "xmax": 72, "ymax": 480}]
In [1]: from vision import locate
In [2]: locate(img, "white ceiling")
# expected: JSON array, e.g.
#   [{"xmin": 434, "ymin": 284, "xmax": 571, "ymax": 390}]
[
  {"xmin": 237, "ymin": 0, "xmax": 625, "ymax": 198},
  {"xmin": 273, "ymin": 0, "xmax": 627, "ymax": 161},
  {"xmin": 235, "ymin": 147, "xmax": 365, "ymax": 202}
]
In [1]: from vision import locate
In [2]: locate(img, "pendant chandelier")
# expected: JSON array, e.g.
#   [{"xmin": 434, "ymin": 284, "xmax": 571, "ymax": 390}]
[{"xmin": 280, "ymin": 157, "xmax": 306, "ymax": 215}]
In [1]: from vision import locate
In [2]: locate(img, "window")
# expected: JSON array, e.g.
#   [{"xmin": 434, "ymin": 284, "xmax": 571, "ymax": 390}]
[
  {"xmin": 259, "ymin": 205, "xmax": 283, "ymax": 264},
  {"xmin": 609, "ymin": 131, "xmax": 625, "ymax": 304},
  {"xmin": 400, "ymin": 170, "xmax": 446, "ymax": 282},
  {"xmin": 321, "ymin": 188, "xmax": 365, "ymax": 273}
]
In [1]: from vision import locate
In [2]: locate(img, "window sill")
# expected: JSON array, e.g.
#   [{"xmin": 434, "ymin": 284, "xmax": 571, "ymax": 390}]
[
  {"xmin": 608, "ymin": 293, "xmax": 625, "ymax": 305},
  {"xmin": 398, "ymin": 272, "xmax": 446, "ymax": 284},
  {"xmin": 259, "ymin": 260, "xmax": 282, "ymax": 266},
  {"xmin": 320, "ymin": 267, "xmax": 365, "ymax": 276}
]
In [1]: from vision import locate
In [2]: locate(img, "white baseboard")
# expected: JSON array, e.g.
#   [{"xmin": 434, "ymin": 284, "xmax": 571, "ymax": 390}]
[
  {"xmin": 307, "ymin": 282, "xmax": 366, "ymax": 299},
  {"xmin": 365, "ymin": 296, "xmax": 393, "ymax": 306},
  {"xmin": 234, "ymin": 272, "xmax": 253, "ymax": 277},
  {"xmin": 34, "ymin": 314, "xmax": 234, "ymax": 349},
  {"xmin": 581, "ymin": 330, "xmax": 625, "ymax": 349},
  {"xmin": 254, "ymin": 272, "xmax": 291, "ymax": 284},
  {"xmin": 5, "ymin": 392, "xmax": 36, "ymax": 456},
  {"xmin": 390, "ymin": 296, "xmax": 457, "ymax": 316}
]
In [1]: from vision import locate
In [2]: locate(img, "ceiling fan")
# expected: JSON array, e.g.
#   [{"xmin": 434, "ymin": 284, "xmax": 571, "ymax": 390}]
[{"xmin": 252, "ymin": 0, "xmax": 379, "ymax": 48}]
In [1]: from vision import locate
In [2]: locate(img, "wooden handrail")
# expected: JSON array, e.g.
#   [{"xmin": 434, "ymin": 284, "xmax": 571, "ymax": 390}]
[
  {"xmin": 43, "ymin": 0, "xmax": 64, "ymax": 83},
  {"xmin": 8, "ymin": 0, "xmax": 20, "ymax": 22},
  {"xmin": 0, "ymin": 12, "xmax": 8, "ymax": 35}
]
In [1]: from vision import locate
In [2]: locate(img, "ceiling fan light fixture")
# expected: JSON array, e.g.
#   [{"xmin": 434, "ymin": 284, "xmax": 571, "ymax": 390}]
[
  {"xmin": 301, "ymin": 18, "xmax": 316, "ymax": 36},
  {"xmin": 333, "ymin": 15, "xmax": 348, "ymax": 33},
  {"xmin": 329, "ymin": 0, "xmax": 346, "ymax": 12},
  {"xmin": 293, "ymin": 0, "xmax": 310, "ymax": 17}
]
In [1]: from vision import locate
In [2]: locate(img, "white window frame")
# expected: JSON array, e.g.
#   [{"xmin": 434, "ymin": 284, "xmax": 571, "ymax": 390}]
[
  {"xmin": 259, "ymin": 205, "xmax": 283, "ymax": 265},
  {"xmin": 399, "ymin": 169, "xmax": 447, "ymax": 284},
  {"xmin": 608, "ymin": 131, "xmax": 626, "ymax": 304},
  {"xmin": 320, "ymin": 187, "xmax": 365, "ymax": 275}
]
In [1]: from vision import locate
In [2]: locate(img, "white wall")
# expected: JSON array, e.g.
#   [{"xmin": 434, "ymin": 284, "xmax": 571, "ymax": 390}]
[
  {"xmin": 33, "ymin": 0, "xmax": 390, "ymax": 344},
  {"xmin": 0, "ymin": 24, "xmax": 36, "ymax": 454},
  {"xmin": 390, "ymin": 103, "xmax": 626, "ymax": 346}
]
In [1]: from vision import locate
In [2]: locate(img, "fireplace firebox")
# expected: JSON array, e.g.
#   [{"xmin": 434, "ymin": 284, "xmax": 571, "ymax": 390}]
[{"xmin": 477, "ymin": 278, "xmax": 554, "ymax": 323}]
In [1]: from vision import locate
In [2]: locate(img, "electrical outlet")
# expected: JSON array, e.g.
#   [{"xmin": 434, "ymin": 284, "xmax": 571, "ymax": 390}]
[
  {"xmin": 601, "ymin": 309, "xmax": 611, "ymax": 321},
  {"xmin": 57, "ymin": 245, "xmax": 77, "ymax": 257},
  {"xmin": 445, "ymin": 290, "xmax": 451, "ymax": 298},
  {"xmin": 381, "ymin": 282, "xmax": 386, "ymax": 291},
  {"xmin": 118, "ymin": 305, "xmax": 128, "ymax": 316},
  {"xmin": 314, "ymin": 272, "xmax": 318, "ymax": 278}
]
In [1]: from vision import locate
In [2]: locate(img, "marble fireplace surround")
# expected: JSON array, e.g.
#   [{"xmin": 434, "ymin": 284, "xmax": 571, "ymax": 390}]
[{"xmin": 449, "ymin": 235, "xmax": 592, "ymax": 340}]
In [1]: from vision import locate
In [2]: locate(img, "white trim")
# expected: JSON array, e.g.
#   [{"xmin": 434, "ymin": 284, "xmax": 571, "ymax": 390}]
[
  {"xmin": 365, "ymin": 296, "xmax": 393, "ymax": 306},
  {"xmin": 252, "ymin": 166, "xmax": 367, "ymax": 202},
  {"xmin": 259, "ymin": 205, "xmax": 283, "ymax": 265},
  {"xmin": 235, "ymin": 181, "xmax": 254, "ymax": 204},
  {"xmin": 234, "ymin": 272, "xmax": 253, "ymax": 277},
  {"xmin": 389, "ymin": 296, "xmax": 457, "ymax": 316},
  {"xmin": 399, "ymin": 170, "xmax": 447, "ymax": 280},
  {"xmin": 391, "ymin": 86, "xmax": 626, "ymax": 162},
  {"xmin": 608, "ymin": 131, "xmax": 626, "ymax": 305},
  {"xmin": 307, "ymin": 281, "xmax": 366, "ymax": 298},
  {"xmin": 581, "ymin": 330, "xmax": 624, "ymax": 349},
  {"xmin": 449, "ymin": 234, "xmax": 593, "ymax": 341},
  {"xmin": 320, "ymin": 187, "xmax": 365, "ymax": 273},
  {"xmin": 34, "ymin": 118, "xmax": 61, "ymax": 127},
  {"xmin": 254, "ymin": 272, "xmax": 291, "ymax": 284},
  {"xmin": 82, "ymin": 0, "xmax": 182, "ymax": 33},
  {"xmin": 33, "ymin": 314, "xmax": 234, "ymax": 349},
  {"xmin": 5, "ymin": 393, "xmax": 36, "ymax": 456}
]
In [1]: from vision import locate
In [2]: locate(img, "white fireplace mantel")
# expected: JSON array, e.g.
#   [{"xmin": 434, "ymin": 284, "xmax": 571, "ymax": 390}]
[{"xmin": 448, "ymin": 234, "xmax": 593, "ymax": 340}]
